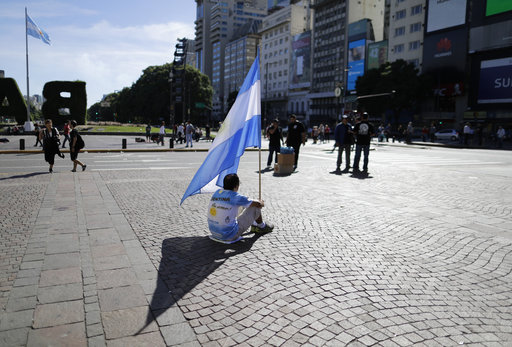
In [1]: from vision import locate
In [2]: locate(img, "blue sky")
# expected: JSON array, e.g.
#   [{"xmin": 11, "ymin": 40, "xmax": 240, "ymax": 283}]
[{"xmin": 1, "ymin": 0, "xmax": 196, "ymax": 107}]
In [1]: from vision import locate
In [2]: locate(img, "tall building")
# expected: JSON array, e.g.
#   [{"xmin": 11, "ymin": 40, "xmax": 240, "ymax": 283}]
[
  {"xmin": 309, "ymin": 0, "xmax": 348, "ymax": 124},
  {"xmin": 224, "ymin": 20, "xmax": 261, "ymax": 113},
  {"xmin": 260, "ymin": 1, "xmax": 311, "ymax": 122},
  {"xmin": 387, "ymin": 0, "xmax": 426, "ymax": 70},
  {"xmin": 195, "ymin": 0, "xmax": 267, "ymax": 121}
]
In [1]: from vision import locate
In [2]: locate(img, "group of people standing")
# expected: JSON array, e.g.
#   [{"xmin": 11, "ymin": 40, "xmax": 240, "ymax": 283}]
[
  {"xmin": 35, "ymin": 119, "xmax": 86, "ymax": 173},
  {"xmin": 265, "ymin": 114, "xmax": 306, "ymax": 170},
  {"xmin": 146, "ymin": 121, "xmax": 204, "ymax": 147}
]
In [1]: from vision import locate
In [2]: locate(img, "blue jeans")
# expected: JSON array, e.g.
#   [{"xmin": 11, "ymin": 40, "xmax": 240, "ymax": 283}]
[
  {"xmin": 267, "ymin": 145, "xmax": 280, "ymax": 167},
  {"xmin": 353, "ymin": 144, "xmax": 370, "ymax": 171},
  {"xmin": 186, "ymin": 134, "xmax": 193, "ymax": 147}
]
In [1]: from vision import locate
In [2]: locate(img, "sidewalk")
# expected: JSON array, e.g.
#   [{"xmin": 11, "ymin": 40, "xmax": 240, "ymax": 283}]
[{"xmin": 0, "ymin": 171, "xmax": 193, "ymax": 346}]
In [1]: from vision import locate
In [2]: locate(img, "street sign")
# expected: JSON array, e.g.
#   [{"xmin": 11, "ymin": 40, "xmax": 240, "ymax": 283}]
[{"xmin": 195, "ymin": 102, "xmax": 205, "ymax": 108}]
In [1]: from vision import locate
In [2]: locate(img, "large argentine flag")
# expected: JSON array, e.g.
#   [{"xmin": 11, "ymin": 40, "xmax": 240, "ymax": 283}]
[
  {"xmin": 26, "ymin": 13, "xmax": 51, "ymax": 45},
  {"xmin": 181, "ymin": 55, "xmax": 261, "ymax": 204}
]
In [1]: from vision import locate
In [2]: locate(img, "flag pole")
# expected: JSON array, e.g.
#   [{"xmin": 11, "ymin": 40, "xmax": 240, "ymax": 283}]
[
  {"xmin": 24, "ymin": 7, "xmax": 31, "ymax": 126},
  {"xmin": 258, "ymin": 140, "xmax": 262, "ymax": 201}
]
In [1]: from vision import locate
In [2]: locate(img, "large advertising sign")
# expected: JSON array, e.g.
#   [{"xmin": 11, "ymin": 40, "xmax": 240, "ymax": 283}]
[
  {"xmin": 348, "ymin": 19, "xmax": 369, "ymax": 42},
  {"xmin": 422, "ymin": 28, "xmax": 467, "ymax": 73},
  {"xmin": 486, "ymin": 0, "xmax": 512, "ymax": 16},
  {"xmin": 290, "ymin": 31, "xmax": 311, "ymax": 89},
  {"xmin": 427, "ymin": 0, "xmax": 467, "ymax": 33},
  {"xmin": 367, "ymin": 41, "xmax": 388, "ymax": 70},
  {"xmin": 268, "ymin": 0, "xmax": 289, "ymax": 10},
  {"xmin": 470, "ymin": 20, "xmax": 512, "ymax": 52},
  {"xmin": 477, "ymin": 57, "xmax": 512, "ymax": 104},
  {"xmin": 347, "ymin": 39, "xmax": 366, "ymax": 91}
]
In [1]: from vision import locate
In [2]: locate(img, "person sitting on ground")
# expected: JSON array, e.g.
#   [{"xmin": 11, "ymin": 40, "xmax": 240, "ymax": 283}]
[{"xmin": 207, "ymin": 173, "xmax": 274, "ymax": 242}]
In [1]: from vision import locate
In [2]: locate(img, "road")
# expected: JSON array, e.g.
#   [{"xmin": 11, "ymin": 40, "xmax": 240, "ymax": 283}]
[{"xmin": 1, "ymin": 140, "xmax": 511, "ymax": 345}]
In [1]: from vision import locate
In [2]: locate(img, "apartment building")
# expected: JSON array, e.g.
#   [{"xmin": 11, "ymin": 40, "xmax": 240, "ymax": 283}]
[
  {"xmin": 387, "ymin": 0, "xmax": 426, "ymax": 70},
  {"xmin": 260, "ymin": 1, "xmax": 310, "ymax": 121}
]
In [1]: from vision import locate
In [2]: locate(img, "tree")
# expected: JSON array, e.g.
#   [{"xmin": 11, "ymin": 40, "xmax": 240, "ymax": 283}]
[
  {"xmin": 87, "ymin": 64, "xmax": 213, "ymax": 125},
  {"xmin": 356, "ymin": 59, "xmax": 431, "ymax": 123}
]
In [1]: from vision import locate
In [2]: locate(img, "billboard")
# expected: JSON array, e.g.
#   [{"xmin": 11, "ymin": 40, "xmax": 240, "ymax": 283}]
[
  {"xmin": 290, "ymin": 31, "xmax": 311, "ymax": 89},
  {"xmin": 477, "ymin": 57, "xmax": 512, "ymax": 104},
  {"xmin": 268, "ymin": 0, "xmax": 289, "ymax": 10},
  {"xmin": 422, "ymin": 28, "xmax": 467, "ymax": 74},
  {"xmin": 347, "ymin": 39, "xmax": 366, "ymax": 91},
  {"xmin": 367, "ymin": 41, "xmax": 388, "ymax": 70},
  {"xmin": 348, "ymin": 19, "xmax": 370, "ymax": 42},
  {"xmin": 427, "ymin": 0, "xmax": 467, "ymax": 33},
  {"xmin": 470, "ymin": 20, "xmax": 512, "ymax": 52},
  {"xmin": 486, "ymin": 0, "xmax": 512, "ymax": 16}
]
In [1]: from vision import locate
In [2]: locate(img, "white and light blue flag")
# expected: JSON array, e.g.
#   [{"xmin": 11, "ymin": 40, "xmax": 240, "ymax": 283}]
[
  {"xmin": 26, "ymin": 13, "xmax": 51, "ymax": 45},
  {"xmin": 181, "ymin": 55, "xmax": 261, "ymax": 204}
]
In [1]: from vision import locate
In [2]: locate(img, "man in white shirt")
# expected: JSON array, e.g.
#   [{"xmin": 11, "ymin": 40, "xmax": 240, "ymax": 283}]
[
  {"xmin": 158, "ymin": 121, "xmax": 165, "ymax": 146},
  {"xmin": 463, "ymin": 123, "xmax": 471, "ymax": 146},
  {"xmin": 497, "ymin": 126, "xmax": 506, "ymax": 148}
]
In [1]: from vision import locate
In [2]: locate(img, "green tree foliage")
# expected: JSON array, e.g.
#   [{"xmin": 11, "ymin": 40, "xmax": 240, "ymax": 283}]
[
  {"xmin": 89, "ymin": 64, "xmax": 213, "ymax": 125},
  {"xmin": 355, "ymin": 59, "xmax": 432, "ymax": 119}
]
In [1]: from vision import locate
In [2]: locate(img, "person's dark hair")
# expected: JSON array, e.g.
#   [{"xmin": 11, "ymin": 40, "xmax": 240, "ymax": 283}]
[
  {"xmin": 223, "ymin": 174, "xmax": 240, "ymax": 190},
  {"xmin": 70, "ymin": 120, "xmax": 77, "ymax": 128},
  {"xmin": 45, "ymin": 119, "xmax": 52, "ymax": 124},
  {"xmin": 362, "ymin": 113, "xmax": 369, "ymax": 120}
]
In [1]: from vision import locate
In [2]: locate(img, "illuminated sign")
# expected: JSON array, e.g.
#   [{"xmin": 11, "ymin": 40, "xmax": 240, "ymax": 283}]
[
  {"xmin": 347, "ymin": 39, "xmax": 366, "ymax": 91},
  {"xmin": 486, "ymin": 0, "xmax": 512, "ymax": 16},
  {"xmin": 367, "ymin": 41, "xmax": 388, "ymax": 70},
  {"xmin": 427, "ymin": 0, "xmax": 467, "ymax": 33},
  {"xmin": 478, "ymin": 57, "xmax": 512, "ymax": 104}
]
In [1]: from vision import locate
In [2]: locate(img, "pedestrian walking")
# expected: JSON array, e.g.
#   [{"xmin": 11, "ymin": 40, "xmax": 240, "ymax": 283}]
[
  {"xmin": 266, "ymin": 119, "xmax": 283, "ymax": 168},
  {"xmin": 422, "ymin": 126, "xmax": 428, "ymax": 142},
  {"xmin": 186, "ymin": 121, "xmax": 195, "ymax": 148},
  {"xmin": 319, "ymin": 124, "xmax": 325, "ymax": 143},
  {"xmin": 207, "ymin": 173, "xmax": 274, "ymax": 242},
  {"xmin": 352, "ymin": 112, "xmax": 374, "ymax": 175},
  {"xmin": 285, "ymin": 114, "xmax": 306, "ymax": 170},
  {"xmin": 40, "ymin": 119, "xmax": 64, "ymax": 173},
  {"xmin": 429, "ymin": 123, "xmax": 436, "ymax": 142},
  {"xmin": 497, "ymin": 126, "xmax": 505, "ymax": 148},
  {"xmin": 145, "ymin": 124, "xmax": 151, "ymax": 142},
  {"xmin": 406, "ymin": 122, "xmax": 413, "ymax": 144},
  {"xmin": 158, "ymin": 121, "xmax": 165, "ymax": 146},
  {"xmin": 61, "ymin": 120, "xmax": 70, "ymax": 148},
  {"xmin": 33, "ymin": 123, "xmax": 43, "ymax": 147},
  {"xmin": 334, "ymin": 115, "xmax": 352, "ymax": 173},
  {"xmin": 69, "ymin": 120, "xmax": 86, "ymax": 172},
  {"xmin": 464, "ymin": 123, "xmax": 471, "ymax": 146},
  {"xmin": 177, "ymin": 123, "xmax": 184, "ymax": 144},
  {"xmin": 324, "ymin": 124, "xmax": 331, "ymax": 142},
  {"xmin": 205, "ymin": 124, "xmax": 211, "ymax": 142}
]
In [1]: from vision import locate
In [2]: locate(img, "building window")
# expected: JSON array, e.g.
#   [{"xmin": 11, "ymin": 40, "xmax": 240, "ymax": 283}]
[
  {"xmin": 410, "ymin": 22, "xmax": 422, "ymax": 33},
  {"xmin": 409, "ymin": 40, "xmax": 420, "ymax": 50},
  {"xmin": 395, "ymin": 9, "xmax": 406, "ymax": 20},
  {"xmin": 411, "ymin": 5, "xmax": 422, "ymax": 16},
  {"xmin": 394, "ymin": 44, "xmax": 404, "ymax": 53},
  {"xmin": 395, "ymin": 26, "xmax": 405, "ymax": 37}
]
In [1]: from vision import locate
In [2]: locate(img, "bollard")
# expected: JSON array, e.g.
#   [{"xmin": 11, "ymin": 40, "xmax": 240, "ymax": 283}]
[
  {"xmin": 122, "ymin": 138, "xmax": 127, "ymax": 149},
  {"xmin": 19, "ymin": 138, "xmax": 25, "ymax": 150},
  {"xmin": 169, "ymin": 136, "xmax": 174, "ymax": 149}
]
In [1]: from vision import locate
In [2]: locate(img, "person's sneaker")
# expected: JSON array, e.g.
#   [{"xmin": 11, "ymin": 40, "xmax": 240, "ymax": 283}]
[
  {"xmin": 82, "ymin": 165, "xmax": 87, "ymax": 171},
  {"xmin": 250, "ymin": 223, "xmax": 274, "ymax": 234}
]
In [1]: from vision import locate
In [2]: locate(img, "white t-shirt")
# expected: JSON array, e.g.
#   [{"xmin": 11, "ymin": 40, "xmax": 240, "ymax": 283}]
[
  {"xmin": 159, "ymin": 126, "xmax": 165, "ymax": 135},
  {"xmin": 207, "ymin": 189, "xmax": 252, "ymax": 240}
]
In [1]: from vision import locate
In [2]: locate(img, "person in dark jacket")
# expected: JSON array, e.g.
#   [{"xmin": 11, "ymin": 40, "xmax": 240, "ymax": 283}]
[
  {"xmin": 266, "ymin": 119, "xmax": 283, "ymax": 168},
  {"xmin": 40, "ymin": 119, "xmax": 64, "ymax": 173},
  {"xmin": 352, "ymin": 112, "xmax": 375, "ymax": 175},
  {"xmin": 285, "ymin": 114, "xmax": 306, "ymax": 170},
  {"xmin": 334, "ymin": 115, "xmax": 352, "ymax": 173}
]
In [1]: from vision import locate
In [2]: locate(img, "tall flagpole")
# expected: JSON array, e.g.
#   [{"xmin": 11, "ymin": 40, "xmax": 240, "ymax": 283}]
[
  {"xmin": 258, "ymin": 142, "xmax": 261, "ymax": 201},
  {"xmin": 24, "ymin": 7, "xmax": 32, "ymax": 127}
]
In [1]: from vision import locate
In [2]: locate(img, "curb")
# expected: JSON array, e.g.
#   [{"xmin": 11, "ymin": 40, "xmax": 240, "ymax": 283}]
[{"xmin": 0, "ymin": 147, "xmax": 266, "ymax": 155}]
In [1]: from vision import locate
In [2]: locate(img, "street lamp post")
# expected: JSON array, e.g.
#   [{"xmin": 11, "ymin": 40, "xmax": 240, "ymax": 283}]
[{"xmin": 169, "ymin": 69, "xmax": 174, "ymax": 148}]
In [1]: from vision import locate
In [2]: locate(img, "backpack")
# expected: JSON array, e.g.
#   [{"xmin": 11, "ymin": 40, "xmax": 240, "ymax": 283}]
[{"xmin": 76, "ymin": 133, "xmax": 85, "ymax": 149}]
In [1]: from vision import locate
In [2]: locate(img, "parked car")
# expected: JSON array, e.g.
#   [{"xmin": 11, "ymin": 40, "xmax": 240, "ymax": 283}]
[{"xmin": 434, "ymin": 129, "xmax": 459, "ymax": 141}]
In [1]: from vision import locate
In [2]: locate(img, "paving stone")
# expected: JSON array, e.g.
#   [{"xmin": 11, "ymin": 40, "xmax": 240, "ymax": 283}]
[
  {"xmin": 0, "ymin": 310, "xmax": 34, "ymax": 331},
  {"xmin": 96, "ymin": 268, "xmax": 138, "ymax": 289},
  {"xmin": 42, "ymin": 252, "xmax": 81, "ymax": 270},
  {"xmin": 93, "ymin": 254, "xmax": 131, "ymax": 271},
  {"xmin": 106, "ymin": 331, "xmax": 166, "ymax": 347},
  {"xmin": 97, "ymin": 285, "xmax": 147, "ymax": 312},
  {"xmin": 37, "ymin": 283, "xmax": 83, "ymax": 304},
  {"xmin": 33, "ymin": 300, "xmax": 84, "ymax": 328},
  {"xmin": 0, "ymin": 327, "xmax": 29, "ymax": 346},
  {"xmin": 27, "ymin": 322, "xmax": 86, "ymax": 346},
  {"xmin": 101, "ymin": 306, "xmax": 158, "ymax": 339},
  {"xmin": 39, "ymin": 267, "xmax": 82, "ymax": 287},
  {"xmin": 161, "ymin": 322, "xmax": 198, "ymax": 346}
]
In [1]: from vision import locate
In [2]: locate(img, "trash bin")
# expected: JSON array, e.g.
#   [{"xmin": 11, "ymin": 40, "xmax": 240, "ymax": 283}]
[
  {"xmin": 19, "ymin": 138, "xmax": 25, "ymax": 150},
  {"xmin": 122, "ymin": 138, "xmax": 127, "ymax": 149}
]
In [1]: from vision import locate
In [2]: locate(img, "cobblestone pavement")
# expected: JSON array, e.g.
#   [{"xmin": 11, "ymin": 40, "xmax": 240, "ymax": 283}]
[
  {"xmin": 0, "ymin": 142, "xmax": 511, "ymax": 346},
  {"xmin": 103, "ymin": 146, "xmax": 512, "ymax": 346}
]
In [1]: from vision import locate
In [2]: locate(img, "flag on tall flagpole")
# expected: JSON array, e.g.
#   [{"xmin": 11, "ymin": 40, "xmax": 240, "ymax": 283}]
[
  {"xmin": 181, "ymin": 54, "xmax": 261, "ymax": 205},
  {"xmin": 26, "ymin": 13, "xmax": 51, "ymax": 45}
]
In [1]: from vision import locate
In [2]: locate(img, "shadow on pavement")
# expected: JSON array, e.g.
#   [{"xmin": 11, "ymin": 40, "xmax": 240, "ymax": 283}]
[
  {"xmin": 141, "ymin": 233, "xmax": 263, "ymax": 332},
  {"xmin": 0, "ymin": 172, "xmax": 47, "ymax": 181}
]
